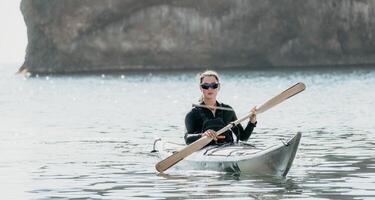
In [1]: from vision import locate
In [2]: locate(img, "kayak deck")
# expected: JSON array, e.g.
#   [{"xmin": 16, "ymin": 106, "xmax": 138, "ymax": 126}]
[{"xmin": 154, "ymin": 132, "xmax": 301, "ymax": 176}]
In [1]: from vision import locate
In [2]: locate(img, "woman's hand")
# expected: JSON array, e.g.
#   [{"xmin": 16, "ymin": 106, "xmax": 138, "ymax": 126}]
[
  {"xmin": 202, "ymin": 129, "xmax": 218, "ymax": 141},
  {"xmin": 249, "ymin": 106, "xmax": 257, "ymax": 124}
]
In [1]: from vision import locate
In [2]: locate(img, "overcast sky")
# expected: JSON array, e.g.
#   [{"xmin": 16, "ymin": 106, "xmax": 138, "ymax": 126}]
[{"xmin": 0, "ymin": 0, "xmax": 27, "ymax": 65}]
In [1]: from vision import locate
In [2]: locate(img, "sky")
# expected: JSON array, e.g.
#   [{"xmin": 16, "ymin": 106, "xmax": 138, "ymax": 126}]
[{"xmin": 0, "ymin": 0, "xmax": 27, "ymax": 65}]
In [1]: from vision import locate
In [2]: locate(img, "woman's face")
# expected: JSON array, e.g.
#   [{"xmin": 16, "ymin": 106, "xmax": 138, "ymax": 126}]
[{"xmin": 200, "ymin": 76, "xmax": 220, "ymax": 100}]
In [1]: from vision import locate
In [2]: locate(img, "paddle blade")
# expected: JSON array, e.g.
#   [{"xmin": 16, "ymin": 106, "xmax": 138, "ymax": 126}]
[
  {"xmin": 155, "ymin": 136, "xmax": 212, "ymax": 173},
  {"xmin": 256, "ymin": 82, "xmax": 306, "ymax": 114}
]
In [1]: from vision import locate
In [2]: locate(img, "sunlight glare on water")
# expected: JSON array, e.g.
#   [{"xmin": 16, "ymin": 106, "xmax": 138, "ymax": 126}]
[{"xmin": 0, "ymin": 65, "xmax": 374, "ymax": 199}]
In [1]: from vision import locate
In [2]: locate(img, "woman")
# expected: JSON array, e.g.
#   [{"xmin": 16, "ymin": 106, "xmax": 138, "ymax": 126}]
[{"xmin": 184, "ymin": 70, "xmax": 257, "ymax": 145}]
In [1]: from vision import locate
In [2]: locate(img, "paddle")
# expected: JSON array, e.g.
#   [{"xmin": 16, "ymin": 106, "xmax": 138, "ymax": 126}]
[{"xmin": 155, "ymin": 82, "xmax": 306, "ymax": 173}]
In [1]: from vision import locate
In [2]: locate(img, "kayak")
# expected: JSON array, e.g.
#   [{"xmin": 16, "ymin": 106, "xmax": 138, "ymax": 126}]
[{"xmin": 153, "ymin": 132, "xmax": 301, "ymax": 176}]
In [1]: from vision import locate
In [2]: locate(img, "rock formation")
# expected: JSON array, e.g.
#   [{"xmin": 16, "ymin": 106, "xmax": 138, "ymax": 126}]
[{"xmin": 20, "ymin": 0, "xmax": 375, "ymax": 74}]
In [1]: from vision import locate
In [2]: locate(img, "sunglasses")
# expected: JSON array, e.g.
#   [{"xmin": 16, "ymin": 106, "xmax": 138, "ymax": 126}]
[{"xmin": 200, "ymin": 82, "xmax": 219, "ymax": 90}]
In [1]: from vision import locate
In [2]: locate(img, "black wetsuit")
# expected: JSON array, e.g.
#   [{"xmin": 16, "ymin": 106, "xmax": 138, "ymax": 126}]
[{"xmin": 184, "ymin": 102, "xmax": 256, "ymax": 145}]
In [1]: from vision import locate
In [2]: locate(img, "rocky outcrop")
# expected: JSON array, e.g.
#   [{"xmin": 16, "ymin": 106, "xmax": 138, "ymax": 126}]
[{"xmin": 20, "ymin": 0, "xmax": 375, "ymax": 74}]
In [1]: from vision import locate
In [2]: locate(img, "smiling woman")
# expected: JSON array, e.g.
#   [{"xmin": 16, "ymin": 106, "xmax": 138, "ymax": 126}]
[
  {"xmin": 0, "ymin": 0, "xmax": 27, "ymax": 65},
  {"xmin": 184, "ymin": 70, "xmax": 257, "ymax": 145}
]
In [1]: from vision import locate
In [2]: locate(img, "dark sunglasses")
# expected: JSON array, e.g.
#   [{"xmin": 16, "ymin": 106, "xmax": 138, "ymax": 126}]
[{"xmin": 200, "ymin": 82, "xmax": 219, "ymax": 90}]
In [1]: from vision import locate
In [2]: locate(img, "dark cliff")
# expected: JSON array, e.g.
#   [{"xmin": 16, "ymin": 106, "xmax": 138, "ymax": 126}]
[{"xmin": 20, "ymin": 0, "xmax": 375, "ymax": 74}]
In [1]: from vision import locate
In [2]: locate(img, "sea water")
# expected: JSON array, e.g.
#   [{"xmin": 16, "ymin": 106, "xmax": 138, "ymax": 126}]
[{"xmin": 0, "ymin": 64, "xmax": 374, "ymax": 199}]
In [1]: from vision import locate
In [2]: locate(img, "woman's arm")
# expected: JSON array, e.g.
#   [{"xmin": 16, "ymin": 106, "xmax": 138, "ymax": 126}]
[
  {"xmin": 184, "ymin": 111, "xmax": 202, "ymax": 144},
  {"xmin": 231, "ymin": 111, "xmax": 256, "ymax": 141}
]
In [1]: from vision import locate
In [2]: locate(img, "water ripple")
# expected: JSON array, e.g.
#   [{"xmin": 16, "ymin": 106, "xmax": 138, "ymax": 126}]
[{"xmin": 1, "ymin": 66, "xmax": 375, "ymax": 199}]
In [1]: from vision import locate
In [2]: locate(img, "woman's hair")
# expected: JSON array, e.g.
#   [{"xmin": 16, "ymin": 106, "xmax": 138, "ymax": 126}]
[
  {"xmin": 199, "ymin": 70, "xmax": 220, "ymax": 83},
  {"xmin": 198, "ymin": 70, "xmax": 220, "ymax": 102}
]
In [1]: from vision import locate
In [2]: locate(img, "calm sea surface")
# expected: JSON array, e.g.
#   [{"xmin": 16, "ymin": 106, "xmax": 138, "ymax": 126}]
[{"xmin": 0, "ymin": 64, "xmax": 374, "ymax": 199}]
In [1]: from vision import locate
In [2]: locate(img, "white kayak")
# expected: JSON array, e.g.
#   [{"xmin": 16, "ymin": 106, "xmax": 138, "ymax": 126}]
[{"xmin": 153, "ymin": 132, "xmax": 301, "ymax": 176}]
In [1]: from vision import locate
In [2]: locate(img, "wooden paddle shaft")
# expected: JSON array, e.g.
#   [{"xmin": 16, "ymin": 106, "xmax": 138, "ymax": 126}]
[
  {"xmin": 215, "ymin": 82, "xmax": 306, "ymax": 137},
  {"xmin": 256, "ymin": 82, "xmax": 306, "ymax": 114}
]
